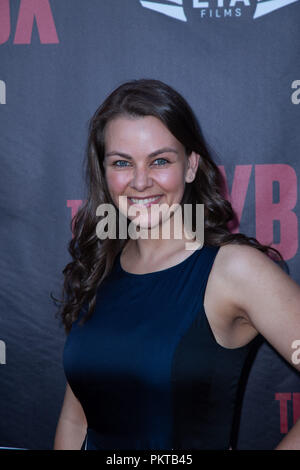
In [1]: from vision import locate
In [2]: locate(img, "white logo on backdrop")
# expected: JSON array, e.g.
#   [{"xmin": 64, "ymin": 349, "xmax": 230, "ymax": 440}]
[
  {"xmin": 0, "ymin": 80, "xmax": 6, "ymax": 105},
  {"xmin": 139, "ymin": 0, "xmax": 299, "ymax": 21},
  {"xmin": 291, "ymin": 80, "xmax": 300, "ymax": 104},
  {"xmin": 0, "ymin": 340, "xmax": 6, "ymax": 364}
]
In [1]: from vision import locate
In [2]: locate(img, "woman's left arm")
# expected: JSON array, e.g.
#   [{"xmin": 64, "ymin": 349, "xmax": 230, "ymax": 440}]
[{"xmin": 223, "ymin": 244, "xmax": 300, "ymax": 450}]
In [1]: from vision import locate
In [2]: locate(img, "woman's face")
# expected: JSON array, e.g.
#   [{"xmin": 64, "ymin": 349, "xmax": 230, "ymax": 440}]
[{"xmin": 103, "ymin": 115, "xmax": 199, "ymax": 233}]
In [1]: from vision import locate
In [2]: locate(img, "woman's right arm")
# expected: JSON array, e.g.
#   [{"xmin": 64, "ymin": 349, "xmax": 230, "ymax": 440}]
[{"xmin": 53, "ymin": 382, "xmax": 87, "ymax": 450}]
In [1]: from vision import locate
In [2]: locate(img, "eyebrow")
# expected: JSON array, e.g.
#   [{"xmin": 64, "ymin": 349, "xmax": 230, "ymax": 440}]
[{"xmin": 105, "ymin": 147, "xmax": 179, "ymax": 159}]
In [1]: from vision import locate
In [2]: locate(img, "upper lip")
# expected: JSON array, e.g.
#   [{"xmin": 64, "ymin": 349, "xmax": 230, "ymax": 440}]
[{"xmin": 128, "ymin": 195, "xmax": 162, "ymax": 200}]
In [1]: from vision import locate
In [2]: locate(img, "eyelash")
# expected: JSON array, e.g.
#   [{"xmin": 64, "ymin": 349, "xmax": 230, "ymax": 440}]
[{"xmin": 112, "ymin": 158, "xmax": 169, "ymax": 168}]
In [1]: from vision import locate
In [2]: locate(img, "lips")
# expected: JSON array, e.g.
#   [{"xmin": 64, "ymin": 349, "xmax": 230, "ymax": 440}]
[
  {"xmin": 128, "ymin": 195, "xmax": 163, "ymax": 207},
  {"xmin": 128, "ymin": 194, "xmax": 162, "ymax": 200}
]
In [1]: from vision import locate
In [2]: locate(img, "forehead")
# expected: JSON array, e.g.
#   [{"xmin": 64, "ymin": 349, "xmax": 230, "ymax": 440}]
[{"xmin": 104, "ymin": 115, "xmax": 180, "ymax": 150}]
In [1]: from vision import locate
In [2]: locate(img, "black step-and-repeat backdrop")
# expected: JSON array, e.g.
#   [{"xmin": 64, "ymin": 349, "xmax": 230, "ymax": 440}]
[{"xmin": 1, "ymin": 0, "xmax": 300, "ymax": 450}]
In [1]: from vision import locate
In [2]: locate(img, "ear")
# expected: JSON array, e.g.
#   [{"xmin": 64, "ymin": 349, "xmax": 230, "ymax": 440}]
[{"xmin": 185, "ymin": 152, "xmax": 200, "ymax": 183}]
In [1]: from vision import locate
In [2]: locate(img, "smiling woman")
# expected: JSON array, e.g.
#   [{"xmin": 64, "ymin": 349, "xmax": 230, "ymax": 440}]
[
  {"xmin": 52, "ymin": 78, "xmax": 300, "ymax": 451},
  {"xmin": 103, "ymin": 114, "xmax": 199, "ymax": 234}
]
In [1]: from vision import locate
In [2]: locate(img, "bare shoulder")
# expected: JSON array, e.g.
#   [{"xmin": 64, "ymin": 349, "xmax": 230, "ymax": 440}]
[
  {"xmin": 215, "ymin": 242, "xmax": 279, "ymax": 273},
  {"xmin": 212, "ymin": 242, "xmax": 290, "ymax": 300},
  {"xmin": 207, "ymin": 243, "xmax": 300, "ymax": 368},
  {"xmin": 210, "ymin": 243, "xmax": 278, "ymax": 288},
  {"xmin": 203, "ymin": 243, "xmax": 272, "ymax": 348}
]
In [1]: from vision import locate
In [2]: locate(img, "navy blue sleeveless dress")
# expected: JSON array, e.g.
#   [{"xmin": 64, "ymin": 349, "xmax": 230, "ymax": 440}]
[{"xmin": 63, "ymin": 244, "xmax": 262, "ymax": 450}]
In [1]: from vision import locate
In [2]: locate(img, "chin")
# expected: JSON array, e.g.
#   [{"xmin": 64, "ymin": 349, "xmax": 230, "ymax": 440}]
[{"xmin": 130, "ymin": 217, "xmax": 161, "ymax": 231}]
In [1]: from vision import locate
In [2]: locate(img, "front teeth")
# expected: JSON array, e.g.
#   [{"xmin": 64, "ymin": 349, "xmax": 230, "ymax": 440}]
[{"xmin": 129, "ymin": 196, "xmax": 161, "ymax": 205}]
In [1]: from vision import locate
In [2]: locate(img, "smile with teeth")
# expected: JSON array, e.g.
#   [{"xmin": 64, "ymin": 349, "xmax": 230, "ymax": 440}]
[{"xmin": 128, "ymin": 195, "xmax": 162, "ymax": 206}]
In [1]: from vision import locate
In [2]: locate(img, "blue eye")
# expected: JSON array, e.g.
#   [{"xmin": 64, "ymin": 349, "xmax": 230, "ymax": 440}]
[
  {"xmin": 112, "ymin": 158, "xmax": 169, "ymax": 168},
  {"xmin": 153, "ymin": 158, "xmax": 168, "ymax": 166},
  {"xmin": 112, "ymin": 160, "xmax": 130, "ymax": 167}
]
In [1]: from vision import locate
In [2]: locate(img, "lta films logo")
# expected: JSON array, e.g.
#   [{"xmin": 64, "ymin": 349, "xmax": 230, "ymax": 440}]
[{"xmin": 139, "ymin": 0, "xmax": 299, "ymax": 20}]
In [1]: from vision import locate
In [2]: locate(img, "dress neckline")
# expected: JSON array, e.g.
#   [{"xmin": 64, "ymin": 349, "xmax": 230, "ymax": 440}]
[{"xmin": 117, "ymin": 244, "xmax": 205, "ymax": 278}]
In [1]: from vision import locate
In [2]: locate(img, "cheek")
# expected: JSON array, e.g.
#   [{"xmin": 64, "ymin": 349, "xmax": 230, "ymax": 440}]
[
  {"xmin": 157, "ymin": 166, "xmax": 185, "ymax": 191},
  {"xmin": 106, "ymin": 171, "xmax": 129, "ymax": 195}
]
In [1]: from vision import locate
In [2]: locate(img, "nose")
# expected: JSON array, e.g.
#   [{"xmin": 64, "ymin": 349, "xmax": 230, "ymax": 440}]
[{"xmin": 129, "ymin": 166, "xmax": 153, "ymax": 191}]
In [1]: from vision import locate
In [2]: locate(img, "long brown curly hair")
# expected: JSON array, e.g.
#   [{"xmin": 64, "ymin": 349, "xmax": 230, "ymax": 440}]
[{"xmin": 51, "ymin": 78, "xmax": 286, "ymax": 334}]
